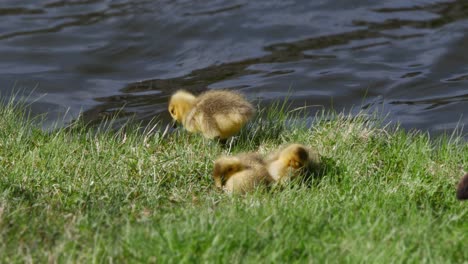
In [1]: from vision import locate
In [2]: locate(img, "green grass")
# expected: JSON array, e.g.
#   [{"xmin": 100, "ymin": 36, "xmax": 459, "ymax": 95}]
[{"xmin": 0, "ymin": 99, "xmax": 466, "ymax": 263}]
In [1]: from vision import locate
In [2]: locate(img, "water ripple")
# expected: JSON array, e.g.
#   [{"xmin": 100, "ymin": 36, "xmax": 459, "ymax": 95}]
[{"xmin": 0, "ymin": 0, "xmax": 466, "ymax": 136}]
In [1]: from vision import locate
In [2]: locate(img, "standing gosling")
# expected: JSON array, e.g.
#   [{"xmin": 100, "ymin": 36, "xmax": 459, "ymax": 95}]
[
  {"xmin": 213, "ymin": 153, "xmax": 272, "ymax": 194},
  {"xmin": 266, "ymin": 144, "xmax": 320, "ymax": 183},
  {"xmin": 168, "ymin": 89, "xmax": 255, "ymax": 139},
  {"xmin": 457, "ymin": 173, "xmax": 468, "ymax": 200}
]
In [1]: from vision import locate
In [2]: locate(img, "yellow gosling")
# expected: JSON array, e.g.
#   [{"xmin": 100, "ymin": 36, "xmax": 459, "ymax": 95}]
[
  {"xmin": 168, "ymin": 89, "xmax": 255, "ymax": 139},
  {"xmin": 213, "ymin": 153, "xmax": 272, "ymax": 194}
]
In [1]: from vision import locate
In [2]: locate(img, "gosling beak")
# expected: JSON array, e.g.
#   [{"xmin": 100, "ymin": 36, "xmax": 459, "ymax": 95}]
[{"xmin": 171, "ymin": 119, "xmax": 178, "ymax": 128}]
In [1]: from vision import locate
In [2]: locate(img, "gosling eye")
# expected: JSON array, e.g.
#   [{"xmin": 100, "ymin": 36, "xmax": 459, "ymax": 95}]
[{"xmin": 169, "ymin": 107, "xmax": 175, "ymax": 115}]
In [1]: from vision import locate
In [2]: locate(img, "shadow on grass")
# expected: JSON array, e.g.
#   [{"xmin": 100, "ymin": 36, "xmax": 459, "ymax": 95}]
[{"xmin": 301, "ymin": 155, "xmax": 347, "ymax": 188}]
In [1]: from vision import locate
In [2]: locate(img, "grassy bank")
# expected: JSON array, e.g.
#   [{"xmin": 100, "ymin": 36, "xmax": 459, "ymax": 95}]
[{"xmin": 0, "ymin": 100, "xmax": 466, "ymax": 263}]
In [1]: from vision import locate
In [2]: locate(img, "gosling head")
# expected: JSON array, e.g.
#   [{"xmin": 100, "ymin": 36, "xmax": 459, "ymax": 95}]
[
  {"xmin": 168, "ymin": 90, "xmax": 197, "ymax": 124},
  {"xmin": 213, "ymin": 157, "xmax": 244, "ymax": 189},
  {"xmin": 282, "ymin": 144, "xmax": 309, "ymax": 169}
]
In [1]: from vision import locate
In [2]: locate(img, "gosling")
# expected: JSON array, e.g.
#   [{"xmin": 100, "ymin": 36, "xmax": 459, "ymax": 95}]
[
  {"xmin": 168, "ymin": 89, "xmax": 255, "ymax": 140},
  {"xmin": 456, "ymin": 173, "xmax": 468, "ymax": 200},
  {"xmin": 213, "ymin": 153, "xmax": 272, "ymax": 194},
  {"xmin": 266, "ymin": 144, "xmax": 320, "ymax": 183}
]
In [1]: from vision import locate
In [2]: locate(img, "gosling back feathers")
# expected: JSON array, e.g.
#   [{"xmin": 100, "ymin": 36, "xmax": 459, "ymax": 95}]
[{"xmin": 213, "ymin": 152, "xmax": 271, "ymax": 194}]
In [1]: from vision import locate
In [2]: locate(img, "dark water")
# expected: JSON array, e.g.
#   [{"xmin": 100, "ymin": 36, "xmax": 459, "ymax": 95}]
[{"xmin": 1, "ymin": 0, "xmax": 467, "ymax": 136}]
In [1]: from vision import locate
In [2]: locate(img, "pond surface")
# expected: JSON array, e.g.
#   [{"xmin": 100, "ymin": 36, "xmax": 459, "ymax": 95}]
[{"xmin": 1, "ymin": 0, "xmax": 467, "ymax": 136}]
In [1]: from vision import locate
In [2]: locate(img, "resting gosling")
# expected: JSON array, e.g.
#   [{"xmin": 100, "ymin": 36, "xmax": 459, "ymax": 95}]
[
  {"xmin": 456, "ymin": 173, "xmax": 468, "ymax": 200},
  {"xmin": 266, "ymin": 144, "xmax": 320, "ymax": 183},
  {"xmin": 168, "ymin": 89, "xmax": 255, "ymax": 139},
  {"xmin": 213, "ymin": 153, "xmax": 272, "ymax": 194}
]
